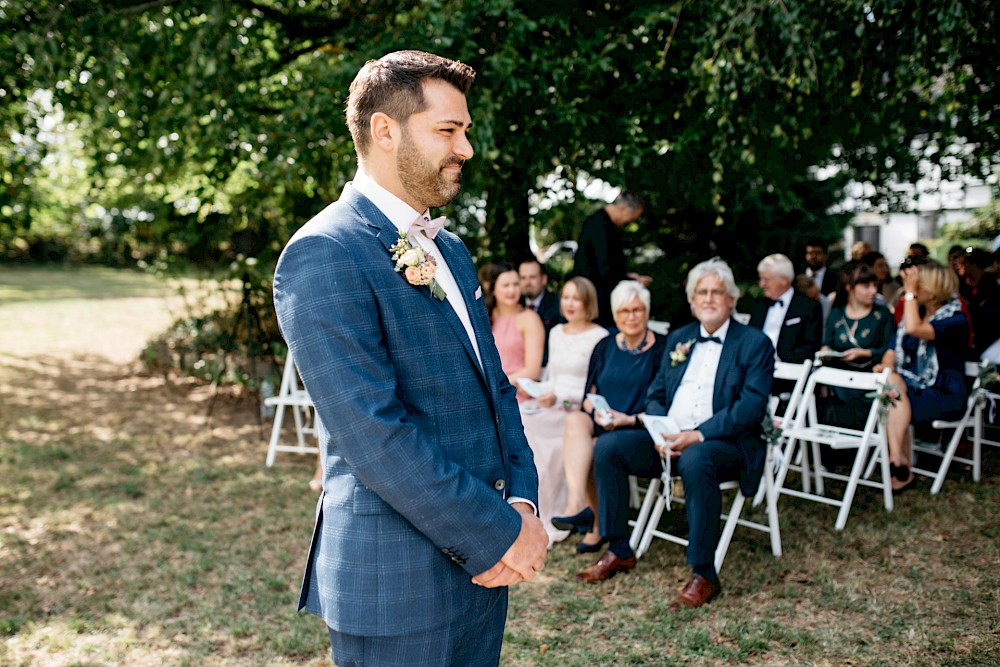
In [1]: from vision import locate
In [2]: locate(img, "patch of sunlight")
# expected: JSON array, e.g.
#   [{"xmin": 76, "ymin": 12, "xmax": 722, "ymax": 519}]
[{"xmin": 3, "ymin": 618, "xmax": 188, "ymax": 667}]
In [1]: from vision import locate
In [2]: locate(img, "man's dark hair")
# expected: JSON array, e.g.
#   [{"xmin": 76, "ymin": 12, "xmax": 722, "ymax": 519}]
[
  {"xmin": 804, "ymin": 238, "xmax": 827, "ymax": 251},
  {"xmin": 614, "ymin": 191, "xmax": 645, "ymax": 210},
  {"xmin": 346, "ymin": 50, "xmax": 476, "ymax": 157},
  {"xmin": 518, "ymin": 257, "xmax": 547, "ymax": 277},
  {"xmin": 965, "ymin": 247, "xmax": 993, "ymax": 271},
  {"xmin": 908, "ymin": 242, "xmax": 930, "ymax": 258}
]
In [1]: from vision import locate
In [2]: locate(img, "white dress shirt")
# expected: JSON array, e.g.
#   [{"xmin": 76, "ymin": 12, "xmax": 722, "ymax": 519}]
[
  {"xmin": 352, "ymin": 169, "xmax": 482, "ymax": 368},
  {"xmin": 762, "ymin": 286, "xmax": 794, "ymax": 352},
  {"xmin": 668, "ymin": 319, "xmax": 730, "ymax": 431},
  {"xmin": 525, "ymin": 293, "xmax": 543, "ymax": 312}
]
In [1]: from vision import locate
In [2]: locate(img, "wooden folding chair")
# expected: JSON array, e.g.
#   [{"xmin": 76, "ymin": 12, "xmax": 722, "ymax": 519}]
[
  {"xmin": 911, "ymin": 362, "xmax": 985, "ymax": 494},
  {"xmin": 776, "ymin": 367, "xmax": 893, "ymax": 531},
  {"xmin": 264, "ymin": 353, "xmax": 319, "ymax": 466}
]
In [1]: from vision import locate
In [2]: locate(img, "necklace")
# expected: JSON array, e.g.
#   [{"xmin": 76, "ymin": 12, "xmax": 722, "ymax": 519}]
[{"xmin": 618, "ymin": 330, "xmax": 650, "ymax": 355}]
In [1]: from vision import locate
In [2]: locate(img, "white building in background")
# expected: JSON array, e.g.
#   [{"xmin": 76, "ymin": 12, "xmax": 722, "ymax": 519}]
[{"xmin": 834, "ymin": 151, "xmax": 997, "ymax": 265}]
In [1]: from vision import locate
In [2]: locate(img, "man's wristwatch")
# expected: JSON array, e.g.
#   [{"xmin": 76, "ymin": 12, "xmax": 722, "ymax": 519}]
[{"xmin": 904, "ymin": 292, "xmax": 916, "ymax": 302}]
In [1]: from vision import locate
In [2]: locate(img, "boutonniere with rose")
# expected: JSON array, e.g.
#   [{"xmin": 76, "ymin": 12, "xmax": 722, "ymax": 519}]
[
  {"xmin": 389, "ymin": 232, "xmax": 447, "ymax": 301},
  {"xmin": 670, "ymin": 338, "xmax": 697, "ymax": 366}
]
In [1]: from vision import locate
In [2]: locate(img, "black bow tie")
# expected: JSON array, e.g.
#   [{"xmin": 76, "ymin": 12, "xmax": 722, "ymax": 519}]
[
  {"xmin": 769, "ymin": 298, "xmax": 785, "ymax": 308},
  {"xmin": 697, "ymin": 335, "xmax": 722, "ymax": 344}
]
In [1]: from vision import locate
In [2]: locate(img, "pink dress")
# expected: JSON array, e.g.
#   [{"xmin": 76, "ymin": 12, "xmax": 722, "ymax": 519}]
[{"xmin": 491, "ymin": 314, "xmax": 526, "ymax": 378}]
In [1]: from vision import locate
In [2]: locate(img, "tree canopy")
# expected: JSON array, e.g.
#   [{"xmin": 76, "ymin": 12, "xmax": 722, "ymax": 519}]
[{"xmin": 3, "ymin": 1, "xmax": 998, "ymax": 302}]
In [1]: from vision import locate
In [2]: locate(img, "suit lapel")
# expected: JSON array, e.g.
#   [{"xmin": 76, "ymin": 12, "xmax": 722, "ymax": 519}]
[{"xmin": 343, "ymin": 185, "xmax": 489, "ymax": 386}]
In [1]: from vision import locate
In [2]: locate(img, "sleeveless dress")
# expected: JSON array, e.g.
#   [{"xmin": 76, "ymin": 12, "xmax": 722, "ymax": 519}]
[
  {"xmin": 491, "ymin": 313, "xmax": 528, "ymax": 404},
  {"xmin": 521, "ymin": 324, "xmax": 609, "ymax": 544}
]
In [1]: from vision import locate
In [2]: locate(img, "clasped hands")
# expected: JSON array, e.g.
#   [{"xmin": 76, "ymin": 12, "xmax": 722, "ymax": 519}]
[
  {"xmin": 654, "ymin": 429, "xmax": 702, "ymax": 458},
  {"xmin": 472, "ymin": 502, "xmax": 547, "ymax": 588}
]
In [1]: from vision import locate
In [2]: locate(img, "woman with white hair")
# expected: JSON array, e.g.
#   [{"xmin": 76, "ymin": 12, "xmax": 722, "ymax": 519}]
[{"xmin": 551, "ymin": 280, "xmax": 666, "ymax": 552}]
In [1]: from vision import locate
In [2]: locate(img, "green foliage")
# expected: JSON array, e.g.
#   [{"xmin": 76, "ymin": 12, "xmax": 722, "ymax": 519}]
[{"xmin": 2, "ymin": 1, "xmax": 997, "ymax": 293}]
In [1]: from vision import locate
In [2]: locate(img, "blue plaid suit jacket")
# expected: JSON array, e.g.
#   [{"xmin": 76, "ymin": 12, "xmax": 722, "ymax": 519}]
[{"xmin": 273, "ymin": 185, "xmax": 538, "ymax": 636}]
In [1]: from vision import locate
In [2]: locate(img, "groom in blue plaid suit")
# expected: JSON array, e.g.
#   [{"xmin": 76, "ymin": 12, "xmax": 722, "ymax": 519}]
[{"xmin": 273, "ymin": 51, "xmax": 546, "ymax": 667}]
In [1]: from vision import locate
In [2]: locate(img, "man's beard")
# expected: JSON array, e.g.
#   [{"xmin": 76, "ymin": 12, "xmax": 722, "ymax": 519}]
[{"xmin": 397, "ymin": 129, "xmax": 463, "ymax": 209}]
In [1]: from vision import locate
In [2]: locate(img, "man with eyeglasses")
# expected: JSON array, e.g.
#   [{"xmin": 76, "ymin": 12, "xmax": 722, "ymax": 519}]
[{"xmin": 574, "ymin": 258, "xmax": 773, "ymax": 611}]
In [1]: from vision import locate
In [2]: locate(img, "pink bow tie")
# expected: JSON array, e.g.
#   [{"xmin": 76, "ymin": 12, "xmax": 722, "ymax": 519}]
[{"xmin": 411, "ymin": 215, "xmax": 446, "ymax": 240}]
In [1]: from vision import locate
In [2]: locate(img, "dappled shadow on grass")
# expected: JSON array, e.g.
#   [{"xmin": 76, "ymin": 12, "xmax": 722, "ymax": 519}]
[
  {"xmin": 2, "ymin": 353, "xmax": 999, "ymax": 665},
  {"xmin": 504, "ymin": 456, "xmax": 1000, "ymax": 666},
  {"xmin": 0, "ymin": 355, "xmax": 330, "ymax": 666}
]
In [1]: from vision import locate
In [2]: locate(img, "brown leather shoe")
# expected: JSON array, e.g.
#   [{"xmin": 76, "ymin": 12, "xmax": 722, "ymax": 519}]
[
  {"xmin": 574, "ymin": 551, "xmax": 637, "ymax": 583},
  {"xmin": 669, "ymin": 574, "xmax": 721, "ymax": 610}
]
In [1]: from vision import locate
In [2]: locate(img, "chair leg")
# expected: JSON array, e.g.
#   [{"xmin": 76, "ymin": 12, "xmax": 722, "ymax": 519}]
[
  {"xmin": 973, "ymin": 406, "xmax": 983, "ymax": 483},
  {"xmin": 265, "ymin": 405, "xmax": 286, "ymax": 467},
  {"xmin": 931, "ymin": 425, "xmax": 964, "ymax": 495},
  {"xmin": 764, "ymin": 464, "xmax": 782, "ymax": 558},
  {"xmin": 629, "ymin": 478, "xmax": 660, "ymax": 554},
  {"xmin": 834, "ymin": 445, "xmax": 871, "ymax": 531},
  {"xmin": 714, "ymin": 491, "xmax": 746, "ymax": 573},
  {"xmin": 637, "ymin": 488, "xmax": 668, "ymax": 558}
]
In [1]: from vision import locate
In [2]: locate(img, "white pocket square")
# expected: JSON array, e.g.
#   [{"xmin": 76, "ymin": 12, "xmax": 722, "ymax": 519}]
[
  {"xmin": 474, "ymin": 286, "xmax": 482, "ymax": 300},
  {"xmin": 785, "ymin": 317, "xmax": 801, "ymax": 326}
]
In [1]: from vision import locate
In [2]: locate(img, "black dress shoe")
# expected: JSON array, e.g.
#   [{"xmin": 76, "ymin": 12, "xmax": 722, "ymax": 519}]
[
  {"xmin": 576, "ymin": 536, "xmax": 609, "ymax": 555},
  {"xmin": 551, "ymin": 508, "xmax": 595, "ymax": 534}
]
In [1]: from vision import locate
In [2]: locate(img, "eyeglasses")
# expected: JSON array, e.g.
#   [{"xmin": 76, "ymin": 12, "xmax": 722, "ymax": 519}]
[
  {"xmin": 693, "ymin": 288, "xmax": 728, "ymax": 300},
  {"xmin": 616, "ymin": 307, "xmax": 647, "ymax": 319}
]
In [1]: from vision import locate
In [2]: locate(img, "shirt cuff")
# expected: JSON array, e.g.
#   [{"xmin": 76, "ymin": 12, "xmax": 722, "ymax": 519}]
[
  {"xmin": 696, "ymin": 430, "xmax": 705, "ymax": 442},
  {"xmin": 508, "ymin": 497, "xmax": 538, "ymax": 516}
]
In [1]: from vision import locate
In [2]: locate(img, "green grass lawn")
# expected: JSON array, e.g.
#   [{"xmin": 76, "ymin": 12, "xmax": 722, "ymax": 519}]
[{"xmin": 1, "ymin": 265, "xmax": 998, "ymax": 666}]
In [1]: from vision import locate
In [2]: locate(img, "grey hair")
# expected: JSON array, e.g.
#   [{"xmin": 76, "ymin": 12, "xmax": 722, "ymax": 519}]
[
  {"xmin": 757, "ymin": 253, "xmax": 795, "ymax": 281},
  {"xmin": 610, "ymin": 280, "xmax": 651, "ymax": 314},
  {"xmin": 613, "ymin": 191, "xmax": 644, "ymax": 210},
  {"xmin": 685, "ymin": 258, "xmax": 741, "ymax": 301}
]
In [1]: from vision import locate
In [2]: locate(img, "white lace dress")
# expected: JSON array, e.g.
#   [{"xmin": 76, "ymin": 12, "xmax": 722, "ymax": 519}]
[{"xmin": 520, "ymin": 324, "xmax": 609, "ymax": 544}]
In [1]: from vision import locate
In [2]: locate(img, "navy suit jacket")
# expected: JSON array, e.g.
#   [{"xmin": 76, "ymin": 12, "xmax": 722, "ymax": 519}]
[
  {"xmin": 749, "ymin": 292, "xmax": 823, "ymax": 364},
  {"xmin": 273, "ymin": 184, "xmax": 538, "ymax": 636},
  {"xmin": 645, "ymin": 320, "xmax": 774, "ymax": 496}
]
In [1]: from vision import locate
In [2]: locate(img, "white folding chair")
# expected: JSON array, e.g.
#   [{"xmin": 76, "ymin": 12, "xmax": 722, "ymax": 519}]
[
  {"xmin": 908, "ymin": 362, "xmax": 985, "ymax": 494},
  {"xmin": 264, "ymin": 354, "xmax": 319, "ymax": 466},
  {"xmin": 627, "ymin": 472, "xmax": 781, "ymax": 573},
  {"xmin": 627, "ymin": 398, "xmax": 798, "ymax": 572},
  {"xmin": 646, "ymin": 319, "xmax": 671, "ymax": 335},
  {"xmin": 754, "ymin": 359, "xmax": 814, "ymax": 508},
  {"xmin": 776, "ymin": 367, "xmax": 893, "ymax": 531}
]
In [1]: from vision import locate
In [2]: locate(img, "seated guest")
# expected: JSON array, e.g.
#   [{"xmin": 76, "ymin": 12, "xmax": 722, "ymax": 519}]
[
  {"xmin": 488, "ymin": 262, "xmax": 545, "ymax": 399},
  {"xmin": 521, "ymin": 277, "xmax": 609, "ymax": 543},
  {"xmin": 874, "ymin": 260, "xmax": 971, "ymax": 493},
  {"xmin": 552, "ymin": 281, "xmax": 666, "ymax": 553},
  {"xmin": 860, "ymin": 250, "xmax": 896, "ymax": 307},
  {"xmin": 749, "ymin": 253, "xmax": 823, "ymax": 366},
  {"xmin": 518, "ymin": 258, "xmax": 564, "ymax": 365},
  {"xmin": 959, "ymin": 247, "xmax": 1000, "ymax": 356},
  {"xmin": 794, "ymin": 273, "xmax": 831, "ymax": 328},
  {"xmin": 804, "ymin": 238, "xmax": 839, "ymax": 296},
  {"xmin": 851, "ymin": 240, "xmax": 874, "ymax": 260},
  {"xmin": 574, "ymin": 259, "xmax": 773, "ymax": 613},
  {"xmin": 818, "ymin": 260, "xmax": 895, "ymax": 427}
]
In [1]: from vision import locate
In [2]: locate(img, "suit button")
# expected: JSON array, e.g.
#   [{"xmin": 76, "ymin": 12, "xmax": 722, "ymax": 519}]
[{"xmin": 494, "ymin": 479, "xmax": 505, "ymax": 491}]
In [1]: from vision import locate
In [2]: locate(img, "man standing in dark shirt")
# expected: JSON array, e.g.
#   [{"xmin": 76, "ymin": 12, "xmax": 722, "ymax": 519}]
[{"xmin": 573, "ymin": 192, "xmax": 649, "ymax": 326}]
